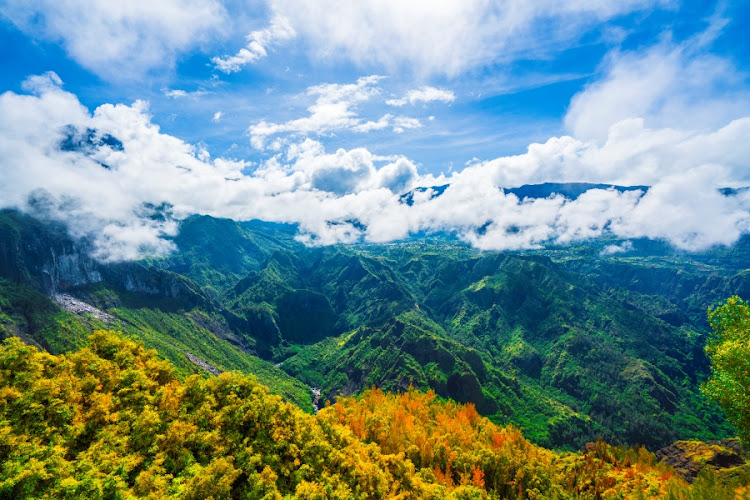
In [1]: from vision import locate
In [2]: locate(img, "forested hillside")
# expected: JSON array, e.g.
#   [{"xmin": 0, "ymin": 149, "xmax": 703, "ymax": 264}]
[
  {"xmin": 0, "ymin": 208, "xmax": 746, "ymax": 451},
  {"xmin": 0, "ymin": 210, "xmax": 314, "ymax": 411},
  {"xmin": 2, "ymin": 332, "xmax": 748, "ymax": 499}
]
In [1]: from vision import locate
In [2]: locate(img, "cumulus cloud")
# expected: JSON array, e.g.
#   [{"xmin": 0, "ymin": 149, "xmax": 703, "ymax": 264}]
[
  {"xmin": 212, "ymin": 111, "xmax": 223, "ymax": 122},
  {"xmin": 212, "ymin": 15, "xmax": 296, "ymax": 72},
  {"xmin": 248, "ymin": 76, "xmax": 424, "ymax": 148},
  {"xmin": 565, "ymin": 18, "xmax": 750, "ymax": 142},
  {"xmin": 386, "ymin": 86, "xmax": 456, "ymax": 106},
  {"xmin": 600, "ymin": 241, "xmax": 634, "ymax": 256},
  {"xmin": 1, "ymin": 71, "xmax": 749, "ymax": 262},
  {"xmin": 1, "ymin": 0, "xmax": 227, "ymax": 79},
  {"xmin": 392, "ymin": 116, "xmax": 423, "ymax": 133},
  {"xmin": 268, "ymin": 0, "xmax": 666, "ymax": 76}
]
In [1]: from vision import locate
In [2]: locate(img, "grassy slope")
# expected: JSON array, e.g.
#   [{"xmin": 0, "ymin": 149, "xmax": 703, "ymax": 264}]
[{"xmin": 0, "ymin": 278, "xmax": 312, "ymax": 412}]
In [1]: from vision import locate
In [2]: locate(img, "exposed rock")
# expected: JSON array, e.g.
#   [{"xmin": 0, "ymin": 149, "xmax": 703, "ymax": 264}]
[
  {"xmin": 53, "ymin": 293, "xmax": 115, "ymax": 323},
  {"xmin": 655, "ymin": 439, "xmax": 748, "ymax": 483},
  {"xmin": 182, "ymin": 350, "xmax": 222, "ymax": 376},
  {"xmin": 1, "ymin": 211, "xmax": 213, "ymax": 312},
  {"xmin": 42, "ymin": 252, "xmax": 103, "ymax": 292}
]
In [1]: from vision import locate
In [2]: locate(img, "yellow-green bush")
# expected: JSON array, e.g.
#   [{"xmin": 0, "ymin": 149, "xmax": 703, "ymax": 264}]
[{"xmin": 1, "ymin": 331, "xmax": 747, "ymax": 499}]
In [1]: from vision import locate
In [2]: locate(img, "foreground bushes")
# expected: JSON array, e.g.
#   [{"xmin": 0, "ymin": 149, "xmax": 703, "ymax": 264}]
[{"xmin": 0, "ymin": 331, "xmax": 746, "ymax": 498}]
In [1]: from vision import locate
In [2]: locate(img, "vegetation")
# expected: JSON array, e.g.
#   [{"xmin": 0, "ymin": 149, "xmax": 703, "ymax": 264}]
[
  {"xmin": 144, "ymin": 216, "xmax": 301, "ymax": 298},
  {"xmin": 702, "ymin": 296, "xmax": 750, "ymax": 445},
  {"xmin": 269, "ymin": 247, "xmax": 730, "ymax": 448},
  {"xmin": 0, "ymin": 332, "xmax": 392, "ymax": 499},
  {"xmin": 2, "ymin": 332, "xmax": 747, "ymax": 499},
  {"xmin": 0, "ymin": 278, "xmax": 313, "ymax": 412},
  {"xmin": 0, "ymin": 209, "xmax": 746, "ymax": 450},
  {"xmin": 0, "ymin": 278, "xmax": 91, "ymax": 353}
]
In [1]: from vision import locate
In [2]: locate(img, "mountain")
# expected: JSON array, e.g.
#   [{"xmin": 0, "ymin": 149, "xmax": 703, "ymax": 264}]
[
  {"xmin": 144, "ymin": 215, "xmax": 302, "ymax": 297},
  {"xmin": 527, "ymin": 235, "xmax": 750, "ymax": 326},
  {"xmin": 2, "ymin": 208, "xmax": 748, "ymax": 450},
  {"xmin": 504, "ymin": 182, "xmax": 649, "ymax": 200},
  {"xmin": 264, "ymin": 245, "xmax": 729, "ymax": 448},
  {"xmin": 400, "ymin": 182, "xmax": 746, "ymax": 205},
  {"xmin": 0, "ymin": 209, "xmax": 314, "ymax": 411},
  {"xmin": 154, "ymin": 216, "xmax": 740, "ymax": 449}
]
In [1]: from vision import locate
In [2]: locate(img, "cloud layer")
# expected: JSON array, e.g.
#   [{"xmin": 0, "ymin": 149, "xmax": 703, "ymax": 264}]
[
  {"xmin": 2, "ymin": 71, "xmax": 749, "ymax": 262},
  {"xmin": 267, "ymin": 0, "xmax": 667, "ymax": 75},
  {"xmin": 1, "ymin": 0, "xmax": 227, "ymax": 79}
]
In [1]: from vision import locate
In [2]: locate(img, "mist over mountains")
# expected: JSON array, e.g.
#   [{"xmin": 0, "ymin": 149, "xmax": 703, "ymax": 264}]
[{"xmin": 2, "ymin": 74, "xmax": 750, "ymax": 263}]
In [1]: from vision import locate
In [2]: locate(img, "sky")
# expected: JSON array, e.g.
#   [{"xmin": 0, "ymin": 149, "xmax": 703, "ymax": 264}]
[{"xmin": 1, "ymin": 0, "xmax": 750, "ymax": 260}]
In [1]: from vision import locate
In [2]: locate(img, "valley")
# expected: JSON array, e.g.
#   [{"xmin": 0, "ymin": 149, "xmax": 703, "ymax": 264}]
[
  {"xmin": 2, "ymin": 208, "xmax": 746, "ymax": 451},
  {"xmin": 3, "ymin": 1, "xmax": 750, "ymax": 494}
]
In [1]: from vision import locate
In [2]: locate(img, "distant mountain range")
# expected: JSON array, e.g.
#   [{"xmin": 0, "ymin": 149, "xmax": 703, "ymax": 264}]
[
  {"xmin": 400, "ymin": 182, "xmax": 747, "ymax": 206},
  {"xmin": 503, "ymin": 182, "xmax": 649, "ymax": 199}
]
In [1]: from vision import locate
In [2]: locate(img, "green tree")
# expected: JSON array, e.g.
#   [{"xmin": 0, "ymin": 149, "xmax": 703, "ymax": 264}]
[{"xmin": 702, "ymin": 296, "xmax": 750, "ymax": 444}]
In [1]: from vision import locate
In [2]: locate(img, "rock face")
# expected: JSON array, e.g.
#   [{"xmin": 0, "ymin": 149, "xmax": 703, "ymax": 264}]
[
  {"xmin": 0, "ymin": 210, "xmax": 214, "ymax": 311},
  {"xmin": 181, "ymin": 350, "xmax": 222, "ymax": 375},
  {"xmin": 0, "ymin": 211, "xmax": 103, "ymax": 292},
  {"xmin": 655, "ymin": 439, "xmax": 748, "ymax": 482}
]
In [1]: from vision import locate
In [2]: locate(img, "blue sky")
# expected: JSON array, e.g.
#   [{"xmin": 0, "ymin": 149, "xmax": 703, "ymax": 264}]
[
  {"xmin": 2, "ymin": 0, "xmax": 746, "ymax": 171},
  {"xmin": 1, "ymin": 1, "xmax": 750, "ymax": 259}
]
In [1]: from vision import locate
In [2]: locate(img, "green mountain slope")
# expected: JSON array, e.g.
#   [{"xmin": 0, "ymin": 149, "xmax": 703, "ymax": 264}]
[
  {"xmin": 145, "ymin": 215, "xmax": 302, "ymax": 296},
  {"xmin": 2, "ymin": 210, "xmax": 746, "ymax": 449},
  {"xmin": 273, "ymin": 246, "xmax": 730, "ymax": 448},
  {"xmin": 0, "ymin": 210, "xmax": 313, "ymax": 411},
  {"xmin": 156, "ymin": 216, "xmax": 743, "ymax": 448}
]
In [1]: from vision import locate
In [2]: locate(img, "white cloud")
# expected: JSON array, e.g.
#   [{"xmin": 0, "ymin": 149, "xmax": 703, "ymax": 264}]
[
  {"xmin": 20, "ymin": 71, "xmax": 63, "ymax": 93},
  {"xmin": 212, "ymin": 15, "xmax": 296, "ymax": 72},
  {"xmin": 386, "ymin": 86, "xmax": 456, "ymax": 106},
  {"xmin": 1, "ymin": 0, "xmax": 227, "ymax": 79},
  {"xmin": 610, "ymin": 166, "xmax": 749, "ymax": 250},
  {"xmin": 1, "ymin": 71, "xmax": 749, "ymax": 261},
  {"xmin": 392, "ymin": 116, "xmax": 423, "ymax": 133},
  {"xmin": 249, "ymin": 76, "xmax": 424, "ymax": 148},
  {"xmin": 249, "ymin": 75, "xmax": 382, "ymax": 147},
  {"xmin": 352, "ymin": 114, "xmax": 392, "ymax": 133},
  {"xmin": 248, "ymin": 76, "xmax": 429, "ymax": 147},
  {"xmin": 600, "ymin": 241, "xmax": 634, "ymax": 255},
  {"xmin": 469, "ymin": 116, "xmax": 750, "ymax": 189},
  {"xmin": 163, "ymin": 88, "xmax": 210, "ymax": 99},
  {"xmin": 212, "ymin": 111, "xmax": 224, "ymax": 122},
  {"xmin": 565, "ymin": 21, "xmax": 750, "ymax": 142},
  {"xmin": 268, "ymin": 0, "xmax": 667, "ymax": 76}
]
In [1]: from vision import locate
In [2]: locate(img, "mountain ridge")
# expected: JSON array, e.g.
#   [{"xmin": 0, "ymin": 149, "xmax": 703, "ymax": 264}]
[{"xmin": 1, "ymin": 207, "xmax": 746, "ymax": 449}]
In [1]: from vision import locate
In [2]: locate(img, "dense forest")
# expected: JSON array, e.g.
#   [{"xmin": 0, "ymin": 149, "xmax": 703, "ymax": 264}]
[
  {"xmin": 2, "ymin": 208, "xmax": 750, "ymax": 497},
  {"xmin": 1, "ymin": 331, "xmax": 748, "ymax": 499}
]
